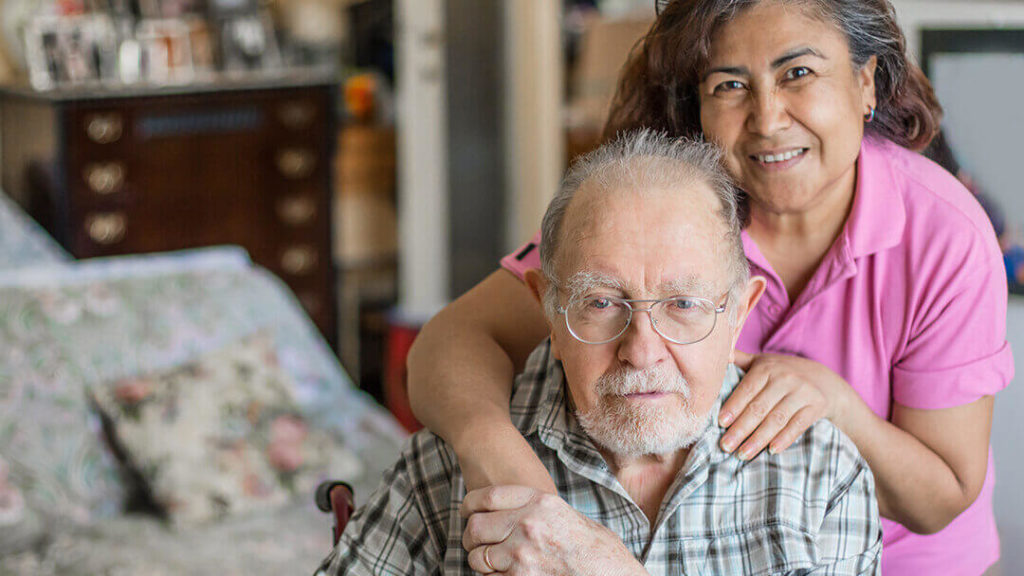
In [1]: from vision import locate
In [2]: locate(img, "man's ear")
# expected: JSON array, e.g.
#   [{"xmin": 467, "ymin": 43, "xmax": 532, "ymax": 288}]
[
  {"xmin": 524, "ymin": 269, "xmax": 561, "ymax": 359},
  {"xmin": 524, "ymin": 268, "xmax": 547, "ymax": 305},
  {"xmin": 728, "ymin": 276, "xmax": 767, "ymax": 363}
]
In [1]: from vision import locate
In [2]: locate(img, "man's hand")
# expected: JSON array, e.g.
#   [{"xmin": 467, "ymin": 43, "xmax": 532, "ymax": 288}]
[{"xmin": 460, "ymin": 485, "xmax": 646, "ymax": 575}]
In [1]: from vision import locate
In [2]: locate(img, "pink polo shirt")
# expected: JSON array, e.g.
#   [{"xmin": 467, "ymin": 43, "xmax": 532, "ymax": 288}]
[{"xmin": 501, "ymin": 137, "xmax": 1014, "ymax": 575}]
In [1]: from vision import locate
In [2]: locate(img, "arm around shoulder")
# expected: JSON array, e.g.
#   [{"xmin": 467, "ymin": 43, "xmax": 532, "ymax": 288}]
[{"xmin": 406, "ymin": 269, "xmax": 555, "ymax": 492}]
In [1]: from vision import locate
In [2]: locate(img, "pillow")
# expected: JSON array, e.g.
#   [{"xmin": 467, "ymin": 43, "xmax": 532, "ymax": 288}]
[{"xmin": 89, "ymin": 332, "xmax": 337, "ymax": 526}]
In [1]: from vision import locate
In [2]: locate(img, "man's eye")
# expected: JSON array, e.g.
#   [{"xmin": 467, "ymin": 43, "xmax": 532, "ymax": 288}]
[
  {"xmin": 587, "ymin": 297, "xmax": 613, "ymax": 310},
  {"xmin": 671, "ymin": 298, "xmax": 699, "ymax": 310}
]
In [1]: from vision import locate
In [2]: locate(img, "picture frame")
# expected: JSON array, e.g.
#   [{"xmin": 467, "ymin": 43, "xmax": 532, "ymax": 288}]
[
  {"xmin": 137, "ymin": 18, "xmax": 195, "ymax": 83},
  {"xmin": 24, "ymin": 15, "xmax": 120, "ymax": 90},
  {"xmin": 24, "ymin": 17, "xmax": 64, "ymax": 90},
  {"xmin": 217, "ymin": 11, "xmax": 281, "ymax": 72}
]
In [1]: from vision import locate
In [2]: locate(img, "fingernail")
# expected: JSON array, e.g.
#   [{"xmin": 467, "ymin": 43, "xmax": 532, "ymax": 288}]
[
  {"xmin": 738, "ymin": 447, "xmax": 752, "ymax": 460},
  {"xmin": 768, "ymin": 443, "xmax": 779, "ymax": 455},
  {"xmin": 721, "ymin": 436, "xmax": 737, "ymax": 452},
  {"xmin": 719, "ymin": 411, "xmax": 734, "ymax": 427}
]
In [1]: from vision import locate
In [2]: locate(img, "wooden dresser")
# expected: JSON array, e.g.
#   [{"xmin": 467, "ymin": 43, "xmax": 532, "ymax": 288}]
[{"xmin": 0, "ymin": 77, "xmax": 337, "ymax": 345}]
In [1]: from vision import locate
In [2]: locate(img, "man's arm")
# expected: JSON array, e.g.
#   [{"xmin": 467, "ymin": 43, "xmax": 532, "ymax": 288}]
[
  {"xmin": 460, "ymin": 486, "xmax": 649, "ymax": 576},
  {"xmin": 804, "ymin": 427, "xmax": 883, "ymax": 576},
  {"xmin": 315, "ymin": 434, "xmax": 449, "ymax": 576}
]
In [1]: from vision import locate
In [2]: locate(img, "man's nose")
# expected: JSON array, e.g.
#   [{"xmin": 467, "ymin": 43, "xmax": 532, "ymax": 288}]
[
  {"xmin": 616, "ymin": 309, "xmax": 668, "ymax": 369},
  {"xmin": 746, "ymin": 89, "xmax": 789, "ymax": 136}
]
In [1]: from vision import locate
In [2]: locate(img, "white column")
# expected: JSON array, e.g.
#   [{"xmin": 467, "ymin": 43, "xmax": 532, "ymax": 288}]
[
  {"xmin": 503, "ymin": 0, "xmax": 565, "ymax": 250},
  {"xmin": 395, "ymin": 0, "xmax": 449, "ymax": 321}
]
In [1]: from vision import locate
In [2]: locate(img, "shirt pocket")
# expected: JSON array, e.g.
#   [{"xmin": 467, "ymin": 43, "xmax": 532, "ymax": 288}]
[{"xmin": 674, "ymin": 522, "xmax": 817, "ymax": 576}]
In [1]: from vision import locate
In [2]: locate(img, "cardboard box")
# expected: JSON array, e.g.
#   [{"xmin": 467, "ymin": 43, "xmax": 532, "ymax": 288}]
[{"xmin": 568, "ymin": 15, "xmax": 654, "ymax": 129}]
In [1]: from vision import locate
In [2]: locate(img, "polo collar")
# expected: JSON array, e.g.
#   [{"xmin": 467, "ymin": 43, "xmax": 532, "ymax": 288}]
[{"xmin": 844, "ymin": 136, "xmax": 906, "ymax": 259}]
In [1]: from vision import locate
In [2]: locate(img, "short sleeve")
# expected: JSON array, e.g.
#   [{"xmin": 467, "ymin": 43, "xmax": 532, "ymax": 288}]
[
  {"xmin": 500, "ymin": 230, "xmax": 542, "ymax": 281},
  {"xmin": 892, "ymin": 231, "xmax": 1014, "ymax": 410}
]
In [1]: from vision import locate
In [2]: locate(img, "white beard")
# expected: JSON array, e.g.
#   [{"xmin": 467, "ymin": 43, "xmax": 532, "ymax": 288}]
[{"xmin": 575, "ymin": 366, "xmax": 712, "ymax": 458}]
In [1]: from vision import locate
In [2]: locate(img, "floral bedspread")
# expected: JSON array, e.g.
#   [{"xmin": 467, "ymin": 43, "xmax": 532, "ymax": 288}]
[{"xmin": 0, "ymin": 190, "xmax": 407, "ymax": 575}]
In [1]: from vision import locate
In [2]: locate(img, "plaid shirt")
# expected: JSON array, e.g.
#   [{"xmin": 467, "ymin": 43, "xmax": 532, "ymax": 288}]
[{"xmin": 317, "ymin": 341, "xmax": 882, "ymax": 576}]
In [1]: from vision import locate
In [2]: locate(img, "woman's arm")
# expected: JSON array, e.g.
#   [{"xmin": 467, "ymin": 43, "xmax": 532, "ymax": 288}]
[
  {"xmin": 846, "ymin": 394, "xmax": 993, "ymax": 534},
  {"xmin": 406, "ymin": 269, "xmax": 556, "ymax": 493}
]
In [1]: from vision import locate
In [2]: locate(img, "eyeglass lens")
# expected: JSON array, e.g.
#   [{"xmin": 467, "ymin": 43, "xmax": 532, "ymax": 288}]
[{"xmin": 566, "ymin": 296, "xmax": 718, "ymax": 344}]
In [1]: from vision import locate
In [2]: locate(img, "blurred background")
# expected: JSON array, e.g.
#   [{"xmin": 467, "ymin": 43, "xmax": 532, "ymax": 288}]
[{"xmin": 0, "ymin": 0, "xmax": 1023, "ymax": 570}]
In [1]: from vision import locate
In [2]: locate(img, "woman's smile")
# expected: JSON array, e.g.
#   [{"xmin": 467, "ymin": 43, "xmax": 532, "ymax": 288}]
[{"xmin": 749, "ymin": 147, "xmax": 809, "ymax": 171}]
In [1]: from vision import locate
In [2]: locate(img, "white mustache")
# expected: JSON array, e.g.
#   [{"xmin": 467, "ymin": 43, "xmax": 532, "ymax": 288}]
[{"xmin": 594, "ymin": 367, "xmax": 691, "ymax": 399}]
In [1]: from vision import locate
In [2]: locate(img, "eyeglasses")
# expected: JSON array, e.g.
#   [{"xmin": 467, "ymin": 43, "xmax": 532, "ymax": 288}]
[{"xmin": 557, "ymin": 293, "xmax": 728, "ymax": 345}]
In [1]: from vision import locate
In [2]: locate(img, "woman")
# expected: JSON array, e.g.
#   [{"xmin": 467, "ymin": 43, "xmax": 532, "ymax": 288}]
[{"xmin": 407, "ymin": 1, "xmax": 1012, "ymax": 574}]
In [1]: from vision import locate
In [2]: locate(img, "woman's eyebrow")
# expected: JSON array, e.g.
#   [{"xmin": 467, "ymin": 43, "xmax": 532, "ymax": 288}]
[
  {"xmin": 702, "ymin": 46, "xmax": 826, "ymax": 81},
  {"xmin": 702, "ymin": 65, "xmax": 748, "ymax": 81},
  {"xmin": 771, "ymin": 46, "xmax": 826, "ymax": 69}
]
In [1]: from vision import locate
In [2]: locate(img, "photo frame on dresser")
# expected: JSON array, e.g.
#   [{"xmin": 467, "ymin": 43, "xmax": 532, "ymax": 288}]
[{"xmin": 24, "ymin": 15, "xmax": 119, "ymax": 90}]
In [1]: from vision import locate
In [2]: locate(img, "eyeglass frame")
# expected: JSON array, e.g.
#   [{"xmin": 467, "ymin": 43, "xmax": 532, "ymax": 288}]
[{"xmin": 555, "ymin": 292, "xmax": 730, "ymax": 346}]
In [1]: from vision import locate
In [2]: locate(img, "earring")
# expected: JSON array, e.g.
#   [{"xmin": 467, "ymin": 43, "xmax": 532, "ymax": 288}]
[{"xmin": 864, "ymin": 106, "xmax": 876, "ymax": 123}]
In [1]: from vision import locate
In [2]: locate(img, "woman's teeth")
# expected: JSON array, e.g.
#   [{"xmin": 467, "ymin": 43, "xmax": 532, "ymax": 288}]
[{"xmin": 756, "ymin": 149, "xmax": 805, "ymax": 163}]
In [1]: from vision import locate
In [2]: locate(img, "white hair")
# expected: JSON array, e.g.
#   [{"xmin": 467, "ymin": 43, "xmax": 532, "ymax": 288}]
[{"xmin": 539, "ymin": 129, "xmax": 749, "ymax": 320}]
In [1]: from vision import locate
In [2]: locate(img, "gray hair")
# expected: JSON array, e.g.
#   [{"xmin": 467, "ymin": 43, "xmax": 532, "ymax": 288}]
[{"xmin": 539, "ymin": 129, "xmax": 748, "ymax": 319}]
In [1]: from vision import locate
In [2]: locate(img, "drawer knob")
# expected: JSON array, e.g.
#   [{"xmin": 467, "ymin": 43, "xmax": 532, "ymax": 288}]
[
  {"xmin": 277, "ymin": 195, "xmax": 317, "ymax": 226},
  {"xmin": 279, "ymin": 101, "xmax": 316, "ymax": 130},
  {"xmin": 281, "ymin": 246, "xmax": 318, "ymax": 275},
  {"xmin": 84, "ymin": 162, "xmax": 126, "ymax": 195},
  {"xmin": 85, "ymin": 113, "xmax": 124, "ymax": 144},
  {"xmin": 276, "ymin": 149, "xmax": 316, "ymax": 180},
  {"xmin": 85, "ymin": 213, "xmax": 127, "ymax": 245}
]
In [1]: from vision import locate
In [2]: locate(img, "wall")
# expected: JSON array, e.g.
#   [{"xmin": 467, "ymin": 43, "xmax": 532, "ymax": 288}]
[{"xmin": 889, "ymin": 3, "xmax": 1024, "ymax": 571}]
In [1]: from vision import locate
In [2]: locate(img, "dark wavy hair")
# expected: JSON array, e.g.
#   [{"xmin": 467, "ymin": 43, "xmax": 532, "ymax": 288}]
[{"xmin": 604, "ymin": 0, "xmax": 943, "ymax": 152}]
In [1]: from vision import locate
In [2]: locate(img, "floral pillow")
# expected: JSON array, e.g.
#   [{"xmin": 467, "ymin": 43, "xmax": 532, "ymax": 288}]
[{"xmin": 89, "ymin": 332, "xmax": 335, "ymax": 526}]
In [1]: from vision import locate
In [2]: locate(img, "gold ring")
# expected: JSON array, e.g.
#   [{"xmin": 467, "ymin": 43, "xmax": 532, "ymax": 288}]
[{"xmin": 482, "ymin": 544, "xmax": 496, "ymax": 572}]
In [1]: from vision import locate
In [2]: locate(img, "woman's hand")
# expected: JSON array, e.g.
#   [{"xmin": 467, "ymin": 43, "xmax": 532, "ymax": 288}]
[
  {"xmin": 460, "ymin": 486, "xmax": 645, "ymax": 576},
  {"xmin": 718, "ymin": 351, "xmax": 857, "ymax": 459}
]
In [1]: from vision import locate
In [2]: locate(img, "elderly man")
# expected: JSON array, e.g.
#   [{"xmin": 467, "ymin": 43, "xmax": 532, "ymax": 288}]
[{"xmin": 316, "ymin": 130, "xmax": 882, "ymax": 575}]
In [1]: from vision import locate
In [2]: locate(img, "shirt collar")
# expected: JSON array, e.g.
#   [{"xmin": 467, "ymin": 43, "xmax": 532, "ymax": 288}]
[{"xmin": 845, "ymin": 136, "xmax": 906, "ymax": 259}]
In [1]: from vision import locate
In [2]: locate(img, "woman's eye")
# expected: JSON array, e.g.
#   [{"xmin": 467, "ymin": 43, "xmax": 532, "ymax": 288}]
[
  {"xmin": 785, "ymin": 66, "xmax": 812, "ymax": 80},
  {"xmin": 713, "ymin": 80, "xmax": 745, "ymax": 94}
]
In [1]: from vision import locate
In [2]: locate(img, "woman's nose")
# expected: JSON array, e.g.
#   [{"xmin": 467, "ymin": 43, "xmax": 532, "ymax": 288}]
[{"xmin": 746, "ymin": 89, "xmax": 789, "ymax": 136}]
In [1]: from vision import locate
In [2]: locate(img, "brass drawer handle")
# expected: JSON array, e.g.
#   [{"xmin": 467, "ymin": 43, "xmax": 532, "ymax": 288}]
[
  {"xmin": 276, "ymin": 149, "xmax": 316, "ymax": 180},
  {"xmin": 278, "ymin": 101, "xmax": 316, "ymax": 130},
  {"xmin": 85, "ymin": 113, "xmax": 124, "ymax": 144},
  {"xmin": 281, "ymin": 246, "xmax": 318, "ymax": 275},
  {"xmin": 277, "ymin": 195, "xmax": 317, "ymax": 226},
  {"xmin": 83, "ymin": 162, "xmax": 126, "ymax": 195},
  {"xmin": 85, "ymin": 212, "xmax": 127, "ymax": 245}
]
